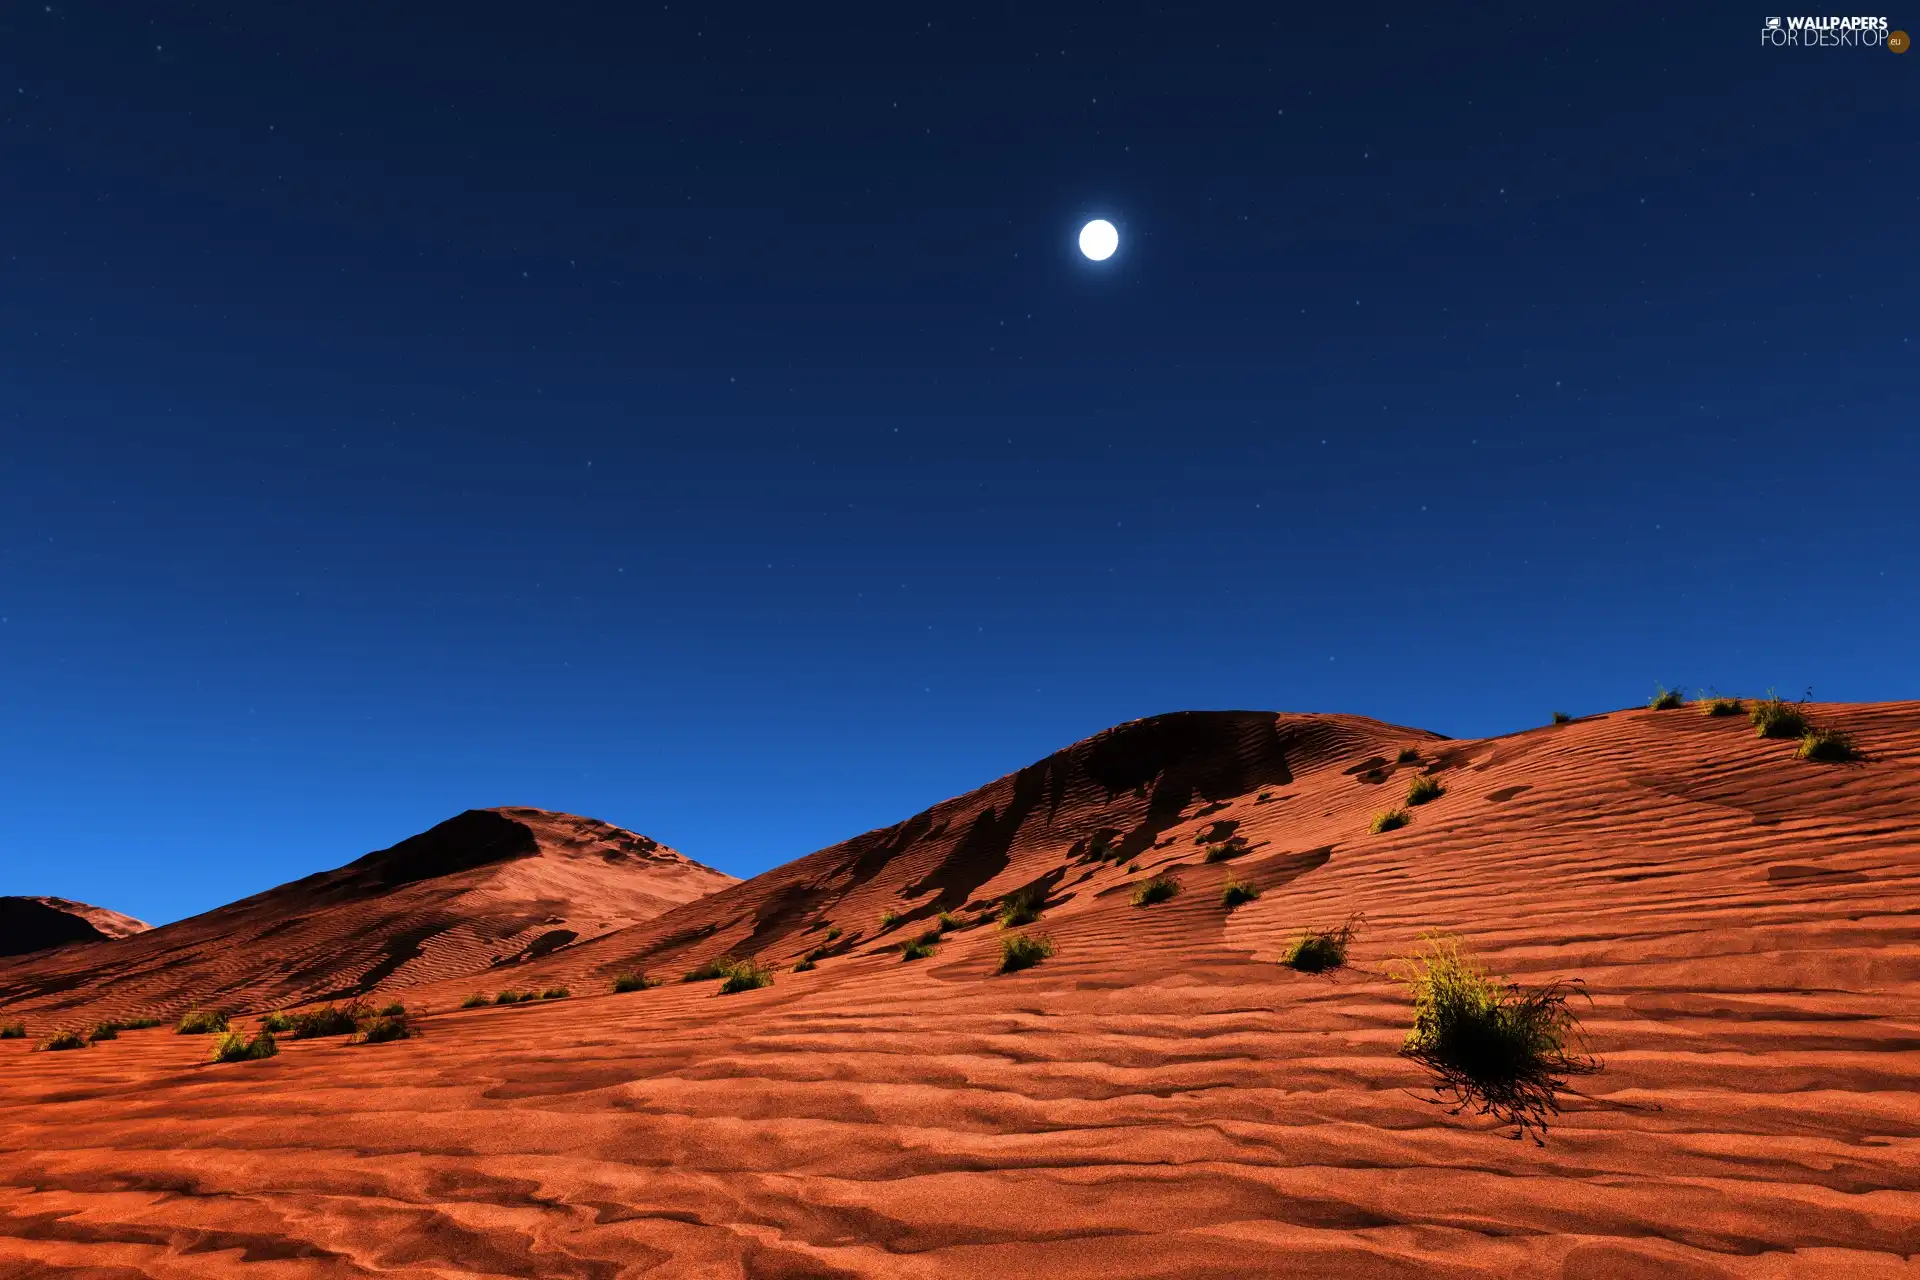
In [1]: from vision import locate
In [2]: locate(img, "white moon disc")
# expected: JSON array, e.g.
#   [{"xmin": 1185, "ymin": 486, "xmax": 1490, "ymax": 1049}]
[{"xmin": 1078, "ymin": 219, "xmax": 1118, "ymax": 261}]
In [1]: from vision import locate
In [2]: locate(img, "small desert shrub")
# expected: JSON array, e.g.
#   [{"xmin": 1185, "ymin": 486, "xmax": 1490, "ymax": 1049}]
[
  {"xmin": 123, "ymin": 1016, "xmax": 163, "ymax": 1030},
  {"xmin": 1699, "ymin": 695, "xmax": 1743, "ymax": 717},
  {"xmin": 1281, "ymin": 915, "xmax": 1359, "ymax": 973},
  {"xmin": 354, "ymin": 1014, "xmax": 413, "ymax": 1045},
  {"xmin": 901, "ymin": 937, "xmax": 936, "ymax": 962},
  {"xmin": 375, "ymin": 1001, "xmax": 407, "ymax": 1018},
  {"xmin": 1220, "ymin": 878, "xmax": 1261, "ymax": 909},
  {"xmin": 1550, "ymin": 711, "xmax": 1572, "ymax": 725},
  {"xmin": 289, "ymin": 1005, "xmax": 360, "ymax": 1038},
  {"xmin": 1648, "ymin": 685, "xmax": 1685, "ymax": 710},
  {"xmin": 1370, "ymin": 808, "xmax": 1411, "ymax": 834},
  {"xmin": 494, "ymin": 989, "xmax": 536, "ymax": 1005},
  {"xmin": 260, "ymin": 1012, "xmax": 296, "ymax": 1033},
  {"xmin": 0, "ymin": 1021, "xmax": 25, "ymax": 1040},
  {"xmin": 792, "ymin": 956, "xmax": 817, "ymax": 972},
  {"xmin": 1394, "ymin": 936, "xmax": 1599, "ymax": 1143},
  {"xmin": 611, "ymin": 972, "xmax": 658, "ymax": 993},
  {"xmin": 1125, "ymin": 861, "xmax": 1140, "ymax": 873},
  {"xmin": 87, "ymin": 1022, "xmax": 118, "ymax": 1043},
  {"xmin": 1131, "ymin": 875, "xmax": 1181, "ymax": 907},
  {"xmin": 682, "ymin": 958, "xmax": 735, "ymax": 983},
  {"xmin": 460, "ymin": 993, "xmax": 490, "ymax": 1009},
  {"xmin": 878, "ymin": 910, "xmax": 901, "ymax": 930},
  {"xmin": 718, "ymin": 959, "xmax": 773, "ymax": 995},
  {"xmin": 43, "ymin": 1029, "xmax": 90, "ymax": 1051},
  {"xmin": 1396, "ymin": 747, "xmax": 1421, "ymax": 764},
  {"xmin": 997, "ymin": 888, "xmax": 1043, "ymax": 928},
  {"xmin": 1797, "ymin": 728, "xmax": 1859, "ymax": 762},
  {"xmin": 934, "ymin": 911, "xmax": 963, "ymax": 934},
  {"xmin": 210, "ymin": 1030, "xmax": 278, "ymax": 1063},
  {"xmin": 1751, "ymin": 692, "xmax": 1809, "ymax": 739},
  {"xmin": 1202, "ymin": 837, "xmax": 1250, "ymax": 863},
  {"xmin": 824, "ymin": 926, "xmax": 843, "ymax": 942},
  {"xmin": 539, "ymin": 987, "xmax": 570, "ymax": 1001},
  {"xmin": 997, "ymin": 932, "xmax": 1054, "ymax": 974},
  {"xmin": 1405, "ymin": 775, "xmax": 1445, "ymax": 807},
  {"xmin": 175, "ymin": 1010, "xmax": 228, "ymax": 1035}
]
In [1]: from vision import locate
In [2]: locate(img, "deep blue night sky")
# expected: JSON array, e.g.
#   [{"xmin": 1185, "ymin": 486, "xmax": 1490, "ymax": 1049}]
[{"xmin": 3, "ymin": 4, "xmax": 1913, "ymax": 924}]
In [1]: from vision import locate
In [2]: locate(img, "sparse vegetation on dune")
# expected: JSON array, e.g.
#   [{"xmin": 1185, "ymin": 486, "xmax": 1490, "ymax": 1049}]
[
  {"xmin": 539, "ymin": 987, "xmax": 569, "ymax": 1000},
  {"xmin": 682, "ymin": 958, "xmax": 735, "ymax": 983},
  {"xmin": 824, "ymin": 926, "xmax": 843, "ymax": 942},
  {"xmin": 1797, "ymin": 728, "xmax": 1859, "ymax": 762},
  {"xmin": 288, "ymin": 1005, "xmax": 361, "ymax": 1039},
  {"xmin": 1280, "ymin": 915, "xmax": 1359, "ymax": 973},
  {"xmin": 1396, "ymin": 747, "xmax": 1422, "ymax": 764},
  {"xmin": 87, "ymin": 1022, "xmax": 118, "ymax": 1042},
  {"xmin": 210, "ymin": 1029, "xmax": 278, "ymax": 1063},
  {"xmin": 1699, "ymin": 695, "xmax": 1744, "ymax": 717},
  {"xmin": 494, "ymin": 990, "xmax": 536, "ymax": 1005},
  {"xmin": 792, "ymin": 956, "xmax": 817, "ymax": 972},
  {"xmin": 900, "ymin": 935, "xmax": 937, "ymax": 962},
  {"xmin": 460, "ymin": 993, "xmax": 490, "ymax": 1008},
  {"xmin": 717, "ymin": 959, "xmax": 773, "ymax": 995},
  {"xmin": 878, "ymin": 909, "xmax": 901, "ymax": 930},
  {"xmin": 1751, "ymin": 691, "xmax": 1810, "ymax": 739},
  {"xmin": 1394, "ymin": 935, "xmax": 1599, "ymax": 1144},
  {"xmin": 1125, "ymin": 861, "xmax": 1141, "ymax": 873},
  {"xmin": 0, "ymin": 1021, "xmax": 25, "ymax": 1040},
  {"xmin": 1551, "ymin": 711, "xmax": 1572, "ymax": 724},
  {"xmin": 375, "ymin": 1001, "xmax": 407, "ymax": 1017},
  {"xmin": 997, "ymin": 888, "xmax": 1044, "ymax": 928},
  {"xmin": 261, "ymin": 1012, "xmax": 296, "ymax": 1032},
  {"xmin": 934, "ymin": 910, "xmax": 963, "ymax": 933},
  {"xmin": 612, "ymin": 972, "xmax": 659, "ymax": 993},
  {"xmin": 1648, "ymin": 685, "xmax": 1685, "ymax": 710},
  {"xmin": 1131, "ymin": 875, "xmax": 1181, "ymax": 907},
  {"xmin": 997, "ymin": 932, "xmax": 1054, "ymax": 974},
  {"xmin": 1405, "ymin": 775, "xmax": 1445, "ymax": 806},
  {"xmin": 175, "ymin": 1010, "xmax": 228, "ymax": 1035},
  {"xmin": 353, "ymin": 1013, "xmax": 414, "ymax": 1044},
  {"xmin": 1220, "ymin": 878, "xmax": 1260, "ymax": 909},
  {"xmin": 1370, "ymin": 808, "xmax": 1411, "ymax": 834},
  {"xmin": 1202, "ymin": 836, "xmax": 1250, "ymax": 863},
  {"xmin": 43, "ymin": 1029, "xmax": 91, "ymax": 1051}
]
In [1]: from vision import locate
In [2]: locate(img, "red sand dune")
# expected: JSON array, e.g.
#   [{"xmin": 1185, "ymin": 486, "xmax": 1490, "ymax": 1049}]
[
  {"xmin": 0, "ymin": 897, "xmax": 149, "ymax": 957},
  {"xmin": 0, "ymin": 807, "xmax": 733, "ymax": 1026},
  {"xmin": 3, "ymin": 705, "xmax": 1919, "ymax": 1277}
]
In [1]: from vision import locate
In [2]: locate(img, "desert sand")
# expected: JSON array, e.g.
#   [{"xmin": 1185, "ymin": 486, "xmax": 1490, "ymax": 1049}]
[
  {"xmin": 2, "ymin": 705, "xmax": 1917, "ymax": 1278},
  {"xmin": 0, "ymin": 898, "xmax": 150, "ymax": 957}
]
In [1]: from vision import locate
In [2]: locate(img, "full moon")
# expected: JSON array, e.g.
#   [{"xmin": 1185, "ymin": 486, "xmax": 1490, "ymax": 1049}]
[{"xmin": 1078, "ymin": 219, "xmax": 1118, "ymax": 261}]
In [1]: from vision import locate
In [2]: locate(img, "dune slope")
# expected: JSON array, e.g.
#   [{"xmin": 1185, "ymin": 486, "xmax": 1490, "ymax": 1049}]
[
  {"xmin": 0, "ymin": 807, "xmax": 734, "ymax": 1024},
  {"xmin": 3, "ymin": 704, "xmax": 1918, "ymax": 1277},
  {"xmin": 0, "ymin": 897, "xmax": 149, "ymax": 957}
]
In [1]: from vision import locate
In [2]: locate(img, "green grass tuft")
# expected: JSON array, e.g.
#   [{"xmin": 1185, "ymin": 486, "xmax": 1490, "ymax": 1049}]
[
  {"xmin": 900, "ymin": 936, "xmax": 937, "ymax": 961},
  {"xmin": 934, "ymin": 910, "xmax": 963, "ymax": 933},
  {"xmin": 1405, "ymin": 775, "xmax": 1445, "ymax": 806},
  {"xmin": 43, "ymin": 1029, "xmax": 89, "ymax": 1051},
  {"xmin": 997, "ymin": 888, "xmax": 1044, "ymax": 928},
  {"xmin": 87, "ymin": 1022, "xmax": 118, "ymax": 1043},
  {"xmin": 175, "ymin": 1010, "xmax": 229, "ymax": 1035},
  {"xmin": 1550, "ymin": 710, "xmax": 1572, "ymax": 724},
  {"xmin": 878, "ymin": 910, "xmax": 901, "ymax": 930},
  {"xmin": 997, "ymin": 932, "xmax": 1054, "ymax": 974},
  {"xmin": 1396, "ymin": 747, "xmax": 1422, "ymax": 764},
  {"xmin": 1220, "ymin": 877, "xmax": 1261, "ymax": 909},
  {"xmin": 539, "ymin": 987, "xmax": 569, "ymax": 1001},
  {"xmin": 260, "ymin": 1012, "xmax": 296, "ymax": 1032},
  {"xmin": 717, "ymin": 958, "xmax": 773, "ymax": 995},
  {"xmin": 374, "ymin": 1001, "xmax": 406, "ymax": 1018},
  {"xmin": 1202, "ymin": 837, "xmax": 1250, "ymax": 863},
  {"xmin": 612, "ymin": 972, "xmax": 659, "ymax": 994},
  {"xmin": 1130, "ymin": 874, "xmax": 1181, "ymax": 907},
  {"xmin": 1751, "ymin": 691, "xmax": 1809, "ymax": 739},
  {"xmin": 1370, "ymin": 808, "xmax": 1411, "ymax": 834},
  {"xmin": 1394, "ymin": 936, "xmax": 1599, "ymax": 1143},
  {"xmin": 1699, "ymin": 695, "xmax": 1744, "ymax": 717},
  {"xmin": 460, "ymin": 993, "xmax": 490, "ymax": 1009},
  {"xmin": 1280, "ymin": 914, "xmax": 1359, "ymax": 973},
  {"xmin": 288, "ymin": 1005, "xmax": 361, "ymax": 1038},
  {"xmin": 494, "ymin": 990, "xmax": 536, "ymax": 1005},
  {"xmin": 0, "ymin": 1021, "xmax": 26, "ymax": 1040},
  {"xmin": 1796, "ymin": 728, "xmax": 1859, "ymax": 762},
  {"xmin": 682, "ymin": 958, "xmax": 735, "ymax": 983},
  {"xmin": 1648, "ymin": 685, "xmax": 1685, "ymax": 710},
  {"xmin": 354, "ymin": 1014, "xmax": 414, "ymax": 1044},
  {"xmin": 210, "ymin": 1029, "xmax": 278, "ymax": 1062},
  {"xmin": 792, "ymin": 956, "xmax": 817, "ymax": 972},
  {"xmin": 824, "ymin": 926, "xmax": 843, "ymax": 942}
]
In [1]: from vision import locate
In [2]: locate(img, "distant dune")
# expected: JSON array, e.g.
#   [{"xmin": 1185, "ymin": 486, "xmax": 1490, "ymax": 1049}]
[
  {"xmin": 3, "ymin": 704, "xmax": 1917, "ymax": 1276},
  {"xmin": 0, "ymin": 806, "xmax": 734, "ymax": 1022},
  {"xmin": 0, "ymin": 896, "xmax": 150, "ymax": 956}
]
